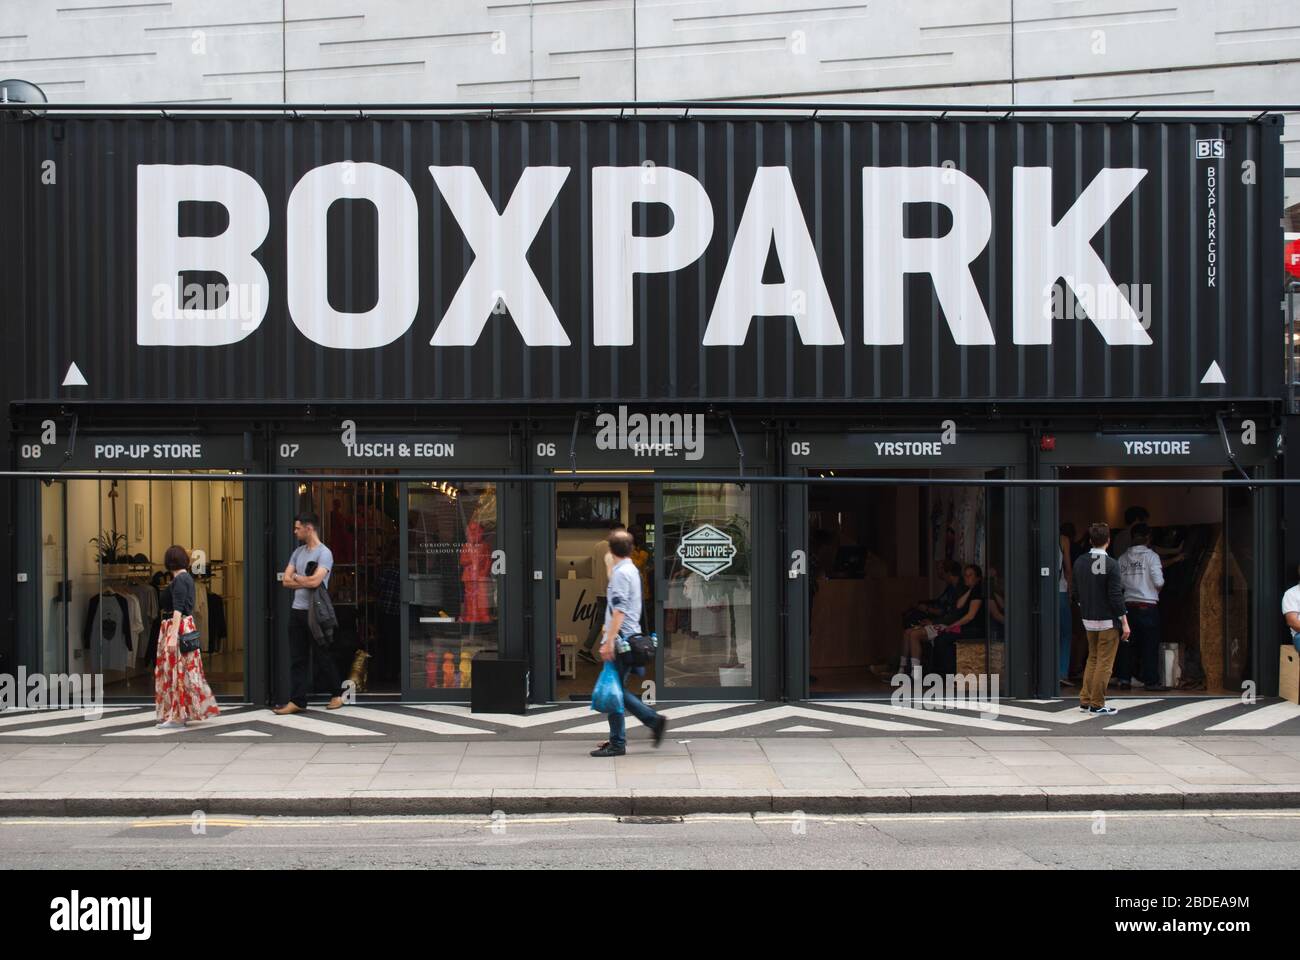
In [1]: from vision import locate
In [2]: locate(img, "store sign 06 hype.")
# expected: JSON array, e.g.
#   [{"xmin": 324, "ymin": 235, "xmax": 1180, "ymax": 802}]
[{"xmin": 137, "ymin": 163, "xmax": 1152, "ymax": 349}]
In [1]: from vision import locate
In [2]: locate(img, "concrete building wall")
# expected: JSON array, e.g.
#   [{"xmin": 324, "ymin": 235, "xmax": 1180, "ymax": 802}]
[{"xmin": 1, "ymin": 0, "xmax": 1296, "ymax": 201}]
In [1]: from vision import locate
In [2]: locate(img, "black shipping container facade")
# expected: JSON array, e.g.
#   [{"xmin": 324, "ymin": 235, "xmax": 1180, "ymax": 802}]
[{"xmin": 0, "ymin": 109, "xmax": 1287, "ymax": 707}]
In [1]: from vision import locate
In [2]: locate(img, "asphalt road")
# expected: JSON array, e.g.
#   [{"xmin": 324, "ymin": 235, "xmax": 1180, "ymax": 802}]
[{"xmin": 3, "ymin": 809, "xmax": 1298, "ymax": 869}]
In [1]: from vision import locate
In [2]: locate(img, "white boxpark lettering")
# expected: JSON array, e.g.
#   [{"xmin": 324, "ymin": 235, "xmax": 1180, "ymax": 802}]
[{"xmin": 136, "ymin": 163, "xmax": 1149, "ymax": 349}]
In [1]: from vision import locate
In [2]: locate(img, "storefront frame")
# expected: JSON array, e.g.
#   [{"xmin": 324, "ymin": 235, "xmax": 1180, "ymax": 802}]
[
  {"xmin": 783, "ymin": 428, "xmax": 1031, "ymax": 700},
  {"xmin": 270, "ymin": 428, "xmax": 523, "ymax": 704},
  {"xmin": 527, "ymin": 421, "xmax": 778, "ymax": 703},
  {"xmin": 1036, "ymin": 426, "xmax": 1281, "ymax": 698},
  {"xmin": 12, "ymin": 429, "xmax": 264, "ymax": 703}
]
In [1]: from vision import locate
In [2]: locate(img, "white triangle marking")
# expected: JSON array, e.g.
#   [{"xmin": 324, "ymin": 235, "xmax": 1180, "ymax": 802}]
[
  {"xmin": 776, "ymin": 725, "xmax": 832, "ymax": 733},
  {"xmin": 216, "ymin": 730, "xmax": 272, "ymax": 737},
  {"xmin": 1201, "ymin": 361, "xmax": 1226, "ymax": 385},
  {"xmin": 62, "ymin": 362, "xmax": 87, "ymax": 387}
]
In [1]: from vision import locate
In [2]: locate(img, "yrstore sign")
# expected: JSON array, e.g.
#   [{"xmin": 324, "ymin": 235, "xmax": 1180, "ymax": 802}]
[{"xmin": 2, "ymin": 115, "xmax": 1283, "ymax": 403}]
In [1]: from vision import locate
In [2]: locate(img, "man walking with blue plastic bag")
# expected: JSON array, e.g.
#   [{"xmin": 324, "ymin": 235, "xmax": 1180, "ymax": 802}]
[{"xmin": 590, "ymin": 529, "xmax": 667, "ymax": 757}]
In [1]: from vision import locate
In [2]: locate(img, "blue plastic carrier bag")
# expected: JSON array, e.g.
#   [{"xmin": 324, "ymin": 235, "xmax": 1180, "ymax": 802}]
[{"xmin": 590, "ymin": 661, "xmax": 625, "ymax": 715}]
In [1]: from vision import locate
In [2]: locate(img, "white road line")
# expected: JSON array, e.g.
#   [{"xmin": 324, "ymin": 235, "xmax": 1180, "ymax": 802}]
[
  {"xmin": 1105, "ymin": 698, "xmax": 1242, "ymax": 731},
  {"xmin": 827, "ymin": 702, "xmax": 1048, "ymax": 732},
  {"xmin": 776, "ymin": 725, "xmax": 833, "ymax": 733},
  {"xmin": 0, "ymin": 709, "xmax": 156, "ymax": 737},
  {"xmin": 555, "ymin": 702, "xmax": 762, "ymax": 735},
  {"xmin": 668, "ymin": 705, "xmax": 939, "ymax": 734},
  {"xmin": 1205, "ymin": 700, "xmax": 1300, "ymax": 731},
  {"xmin": 0, "ymin": 707, "xmax": 136, "ymax": 731}
]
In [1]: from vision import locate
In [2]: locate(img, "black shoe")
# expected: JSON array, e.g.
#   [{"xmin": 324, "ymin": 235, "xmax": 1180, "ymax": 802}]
[
  {"xmin": 590, "ymin": 745, "xmax": 626, "ymax": 757},
  {"xmin": 1117, "ymin": 681, "xmax": 1131, "ymax": 690},
  {"xmin": 1145, "ymin": 685, "xmax": 1171, "ymax": 692},
  {"xmin": 652, "ymin": 716, "xmax": 668, "ymax": 747}
]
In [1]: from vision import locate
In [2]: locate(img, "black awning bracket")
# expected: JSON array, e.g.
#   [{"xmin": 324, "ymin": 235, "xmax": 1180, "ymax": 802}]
[
  {"xmin": 1216, "ymin": 412, "xmax": 1252, "ymax": 487},
  {"xmin": 62, "ymin": 412, "xmax": 78, "ymax": 465},
  {"xmin": 725, "ymin": 412, "xmax": 745, "ymax": 488},
  {"xmin": 567, "ymin": 410, "xmax": 583, "ymax": 483}
]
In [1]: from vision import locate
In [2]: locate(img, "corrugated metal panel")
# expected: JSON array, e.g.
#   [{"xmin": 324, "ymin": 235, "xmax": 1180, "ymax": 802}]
[{"xmin": 0, "ymin": 115, "xmax": 1284, "ymax": 404}]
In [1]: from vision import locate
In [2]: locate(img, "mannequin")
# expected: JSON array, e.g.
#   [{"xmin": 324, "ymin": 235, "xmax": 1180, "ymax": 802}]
[{"xmin": 459, "ymin": 521, "xmax": 492, "ymax": 623}]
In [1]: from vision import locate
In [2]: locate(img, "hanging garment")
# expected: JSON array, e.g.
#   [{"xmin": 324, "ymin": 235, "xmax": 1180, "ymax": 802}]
[
  {"xmin": 207, "ymin": 593, "xmax": 227, "ymax": 654},
  {"xmin": 83, "ymin": 593, "xmax": 131, "ymax": 673}
]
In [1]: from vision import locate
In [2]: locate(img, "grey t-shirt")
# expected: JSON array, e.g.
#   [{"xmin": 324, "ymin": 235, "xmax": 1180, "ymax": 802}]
[
  {"xmin": 604, "ymin": 557, "xmax": 642, "ymax": 640},
  {"xmin": 289, "ymin": 543, "xmax": 334, "ymax": 610}
]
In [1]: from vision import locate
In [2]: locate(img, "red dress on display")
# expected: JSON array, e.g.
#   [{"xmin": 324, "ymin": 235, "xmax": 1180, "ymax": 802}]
[{"xmin": 459, "ymin": 521, "xmax": 492, "ymax": 623}]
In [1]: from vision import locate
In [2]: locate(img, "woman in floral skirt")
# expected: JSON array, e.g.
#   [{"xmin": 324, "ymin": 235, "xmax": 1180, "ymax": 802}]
[{"xmin": 154, "ymin": 545, "xmax": 220, "ymax": 729}]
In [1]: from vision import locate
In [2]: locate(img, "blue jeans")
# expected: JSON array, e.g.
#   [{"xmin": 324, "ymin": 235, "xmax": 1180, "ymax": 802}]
[
  {"xmin": 607, "ymin": 660, "xmax": 659, "ymax": 750},
  {"xmin": 1058, "ymin": 592, "xmax": 1073, "ymax": 679}
]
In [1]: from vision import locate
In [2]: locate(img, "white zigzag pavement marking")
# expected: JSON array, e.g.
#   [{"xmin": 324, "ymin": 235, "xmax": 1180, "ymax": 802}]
[
  {"xmin": 930, "ymin": 698, "xmax": 1163, "ymax": 724},
  {"xmin": 556, "ymin": 702, "xmax": 762, "ymax": 735},
  {"xmin": 827, "ymin": 702, "xmax": 1048, "ymax": 732},
  {"xmin": 668, "ymin": 705, "xmax": 940, "ymax": 734},
  {"xmin": 0, "ymin": 709, "xmax": 158, "ymax": 737},
  {"xmin": 410, "ymin": 704, "xmax": 600, "ymax": 728},
  {"xmin": 1105, "ymin": 698, "xmax": 1243, "ymax": 731},
  {"xmin": 0, "ymin": 707, "xmax": 135, "ymax": 731},
  {"xmin": 105, "ymin": 708, "xmax": 259, "ymax": 736},
  {"xmin": 1205, "ymin": 700, "xmax": 1300, "ymax": 731},
  {"xmin": 330, "ymin": 708, "xmax": 493, "ymax": 736}
]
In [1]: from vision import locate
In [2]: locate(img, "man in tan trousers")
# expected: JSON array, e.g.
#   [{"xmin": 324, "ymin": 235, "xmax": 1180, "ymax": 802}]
[{"xmin": 1070, "ymin": 522, "xmax": 1130, "ymax": 715}]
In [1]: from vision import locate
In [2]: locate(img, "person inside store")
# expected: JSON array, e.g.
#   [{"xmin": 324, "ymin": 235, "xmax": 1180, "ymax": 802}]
[
  {"xmin": 1116, "ymin": 523, "xmax": 1170, "ymax": 691},
  {"xmin": 154, "ymin": 544, "xmax": 220, "ymax": 729},
  {"xmin": 898, "ymin": 561, "xmax": 963, "ymax": 676},
  {"xmin": 1059, "ymin": 522, "xmax": 1078, "ymax": 687},
  {"xmin": 901, "ymin": 564, "xmax": 984, "ymax": 677},
  {"xmin": 987, "ymin": 564, "xmax": 1006, "ymax": 640},
  {"xmin": 590, "ymin": 529, "xmax": 667, "ymax": 757},
  {"xmin": 1109, "ymin": 505, "xmax": 1149, "ymax": 558},
  {"xmin": 1072, "ymin": 522, "xmax": 1130, "ymax": 715},
  {"xmin": 1282, "ymin": 565, "xmax": 1300, "ymax": 652},
  {"xmin": 273, "ymin": 511, "xmax": 344, "ymax": 714}
]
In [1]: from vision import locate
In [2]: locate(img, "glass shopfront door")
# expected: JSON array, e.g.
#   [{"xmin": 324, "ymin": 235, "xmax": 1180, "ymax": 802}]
[
  {"xmin": 532, "ymin": 425, "xmax": 774, "ymax": 703},
  {"xmin": 659, "ymin": 482, "xmax": 755, "ymax": 695},
  {"xmin": 404, "ymin": 480, "xmax": 503, "ymax": 696}
]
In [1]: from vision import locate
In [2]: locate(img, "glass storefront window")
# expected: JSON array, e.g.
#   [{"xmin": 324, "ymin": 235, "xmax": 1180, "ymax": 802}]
[
  {"xmin": 43, "ymin": 473, "xmax": 246, "ymax": 698},
  {"xmin": 661, "ymin": 483, "xmax": 752, "ymax": 689},
  {"xmin": 407, "ymin": 481, "xmax": 499, "ymax": 691}
]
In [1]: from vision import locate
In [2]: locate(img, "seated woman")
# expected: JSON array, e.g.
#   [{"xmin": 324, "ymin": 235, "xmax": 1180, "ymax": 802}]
[
  {"xmin": 897, "ymin": 561, "xmax": 971, "ymax": 676},
  {"xmin": 923, "ymin": 565, "xmax": 986, "ymax": 677}
]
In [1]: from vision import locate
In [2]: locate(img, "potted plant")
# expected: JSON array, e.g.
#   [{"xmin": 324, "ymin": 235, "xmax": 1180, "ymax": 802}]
[{"xmin": 90, "ymin": 530, "xmax": 129, "ymax": 576}]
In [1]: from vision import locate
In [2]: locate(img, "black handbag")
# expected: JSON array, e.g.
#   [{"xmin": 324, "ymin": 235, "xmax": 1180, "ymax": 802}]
[{"xmin": 178, "ymin": 625, "xmax": 202, "ymax": 654}]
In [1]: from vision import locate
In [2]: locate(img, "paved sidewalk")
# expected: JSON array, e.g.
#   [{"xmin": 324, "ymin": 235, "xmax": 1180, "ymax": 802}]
[{"xmin": 3, "ymin": 735, "xmax": 1300, "ymax": 816}]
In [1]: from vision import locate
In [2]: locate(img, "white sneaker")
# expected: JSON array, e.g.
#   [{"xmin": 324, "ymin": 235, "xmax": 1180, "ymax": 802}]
[{"xmin": 156, "ymin": 720, "xmax": 187, "ymax": 730}]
